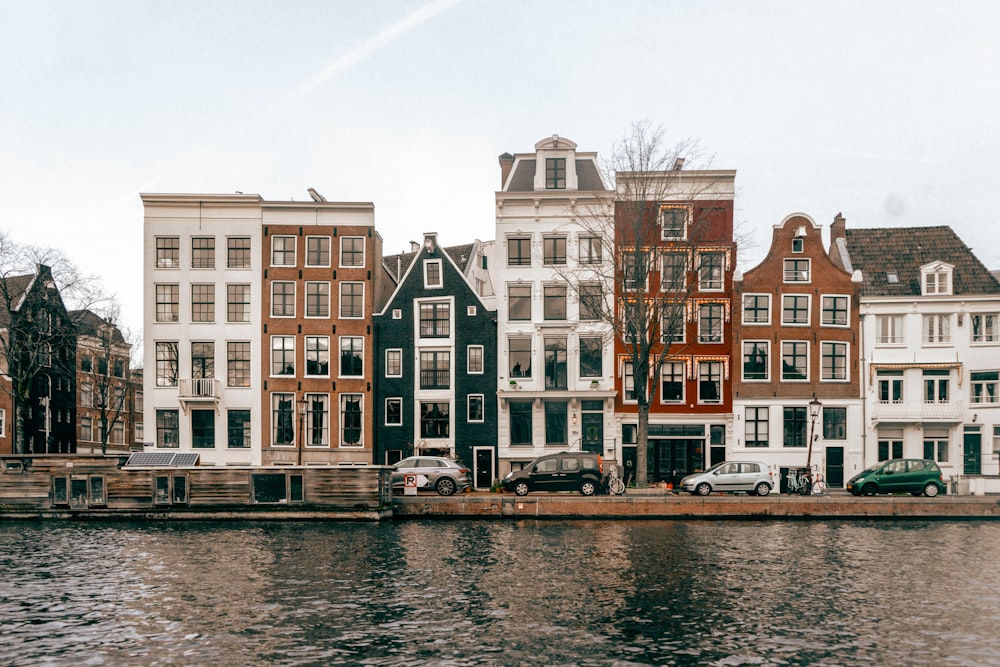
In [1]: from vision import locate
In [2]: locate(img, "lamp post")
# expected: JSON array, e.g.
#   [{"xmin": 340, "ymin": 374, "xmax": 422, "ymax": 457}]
[
  {"xmin": 804, "ymin": 396, "xmax": 822, "ymax": 493},
  {"xmin": 297, "ymin": 396, "xmax": 307, "ymax": 466}
]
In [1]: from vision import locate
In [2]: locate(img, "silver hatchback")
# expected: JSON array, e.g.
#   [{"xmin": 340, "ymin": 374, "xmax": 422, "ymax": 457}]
[{"xmin": 680, "ymin": 461, "xmax": 774, "ymax": 496}]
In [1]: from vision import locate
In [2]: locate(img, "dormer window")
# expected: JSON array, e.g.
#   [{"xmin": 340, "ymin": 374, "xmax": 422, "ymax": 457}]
[
  {"xmin": 545, "ymin": 158, "xmax": 566, "ymax": 189},
  {"xmin": 922, "ymin": 263, "xmax": 953, "ymax": 295}
]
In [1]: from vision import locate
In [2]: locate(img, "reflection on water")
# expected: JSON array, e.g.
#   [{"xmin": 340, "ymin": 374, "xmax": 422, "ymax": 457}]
[{"xmin": 2, "ymin": 520, "xmax": 999, "ymax": 666}]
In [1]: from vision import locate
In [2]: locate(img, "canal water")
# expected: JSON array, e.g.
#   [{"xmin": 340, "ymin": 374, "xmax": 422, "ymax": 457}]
[{"xmin": 2, "ymin": 519, "xmax": 999, "ymax": 666}]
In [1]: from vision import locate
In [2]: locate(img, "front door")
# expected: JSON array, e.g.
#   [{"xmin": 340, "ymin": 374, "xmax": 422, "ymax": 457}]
[
  {"xmin": 474, "ymin": 447, "xmax": 494, "ymax": 489},
  {"xmin": 825, "ymin": 447, "xmax": 844, "ymax": 488},
  {"xmin": 651, "ymin": 439, "xmax": 705, "ymax": 486},
  {"xmin": 964, "ymin": 427, "xmax": 982, "ymax": 475}
]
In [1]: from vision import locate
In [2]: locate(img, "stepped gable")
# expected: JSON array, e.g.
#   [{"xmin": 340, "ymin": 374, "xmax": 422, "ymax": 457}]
[{"xmin": 846, "ymin": 226, "xmax": 1000, "ymax": 296}]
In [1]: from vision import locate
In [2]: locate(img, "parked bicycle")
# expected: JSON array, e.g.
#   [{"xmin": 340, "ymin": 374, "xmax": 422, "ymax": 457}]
[
  {"xmin": 786, "ymin": 468, "xmax": 812, "ymax": 495},
  {"xmin": 606, "ymin": 464, "xmax": 627, "ymax": 496}
]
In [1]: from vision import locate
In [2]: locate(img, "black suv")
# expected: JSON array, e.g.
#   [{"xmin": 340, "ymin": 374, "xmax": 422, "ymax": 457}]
[{"xmin": 502, "ymin": 451, "xmax": 604, "ymax": 496}]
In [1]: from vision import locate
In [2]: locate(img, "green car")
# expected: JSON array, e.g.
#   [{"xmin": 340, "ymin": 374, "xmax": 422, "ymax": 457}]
[{"xmin": 847, "ymin": 459, "xmax": 945, "ymax": 497}]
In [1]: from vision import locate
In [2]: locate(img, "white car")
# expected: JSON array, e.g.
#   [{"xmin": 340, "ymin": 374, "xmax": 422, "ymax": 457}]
[
  {"xmin": 390, "ymin": 456, "xmax": 471, "ymax": 496},
  {"xmin": 680, "ymin": 461, "xmax": 774, "ymax": 496}
]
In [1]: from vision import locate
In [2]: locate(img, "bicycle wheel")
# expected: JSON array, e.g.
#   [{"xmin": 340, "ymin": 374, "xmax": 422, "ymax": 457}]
[{"xmin": 609, "ymin": 477, "xmax": 626, "ymax": 495}]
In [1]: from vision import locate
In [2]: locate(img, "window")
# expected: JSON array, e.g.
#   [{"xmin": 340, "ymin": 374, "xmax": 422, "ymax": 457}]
[
  {"xmin": 822, "ymin": 296, "xmax": 849, "ymax": 326},
  {"xmin": 271, "ymin": 281, "xmax": 295, "ymax": 317},
  {"xmin": 305, "ymin": 336, "xmax": 330, "ymax": 376},
  {"xmin": 419, "ymin": 302, "xmax": 450, "ymax": 337},
  {"xmin": 113, "ymin": 360, "xmax": 125, "ymax": 378},
  {"xmin": 156, "ymin": 409, "xmax": 179, "ymax": 447},
  {"xmin": 782, "ymin": 295, "xmax": 810, "ymax": 325},
  {"xmin": 508, "ymin": 284, "xmax": 531, "ymax": 320},
  {"xmin": 971, "ymin": 371, "xmax": 999, "ymax": 404},
  {"xmin": 227, "ymin": 284, "xmax": 251, "ymax": 323},
  {"xmin": 302, "ymin": 282, "xmax": 329, "ymax": 318},
  {"xmin": 81, "ymin": 355, "xmax": 93, "ymax": 373},
  {"xmin": 660, "ymin": 205, "xmax": 688, "ymax": 240},
  {"xmin": 385, "ymin": 349, "xmax": 402, "ymax": 377},
  {"xmin": 972, "ymin": 314, "xmax": 998, "ymax": 343},
  {"xmin": 743, "ymin": 341, "xmax": 769, "ymax": 381},
  {"xmin": 272, "ymin": 394, "xmax": 294, "ymax": 445},
  {"xmin": 0, "ymin": 408, "xmax": 5, "ymax": 438},
  {"xmin": 467, "ymin": 345, "xmax": 484, "ymax": 374},
  {"xmin": 306, "ymin": 236, "xmax": 330, "ymax": 267},
  {"xmin": 80, "ymin": 416, "xmax": 92, "ymax": 442},
  {"xmin": 509, "ymin": 337, "xmax": 531, "ymax": 378},
  {"xmin": 156, "ymin": 237, "xmax": 179, "ymax": 268},
  {"xmin": 623, "ymin": 361, "xmax": 635, "ymax": 402},
  {"xmin": 543, "ymin": 237, "xmax": 567, "ymax": 265},
  {"xmin": 305, "ymin": 394, "xmax": 329, "ymax": 446},
  {"xmin": 698, "ymin": 252, "xmax": 724, "ymax": 290},
  {"xmin": 385, "ymin": 398, "xmax": 402, "ymax": 426},
  {"xmin": 468, "ymin": 394, "xmax": 484, "ymax": 423},
  {"xmin": 623, "ymin": 251, "xmax": 647, "ymax": 291},
  {"xmin": 155, "ymin": 284, "xmax": 179, "ymax": 322},
  {"xmin": 746, "ymin": 407, "xmax": 769, "ymax": 447},
  {"xmin": 252, "ymin": 473, "xmax": 304, "ymax": 504},
  {"xmin": 783, "ymin": 407, "xmax": 807, "ymax": 447},
  {"xmin": 112, "ymin": 419, "xmax": 124, "ymax": 444},
  {"xmin": 878, "ymin": 371, "xmax": 903, "ymax": 403},
  {"xmin": 509, "ymin": 401, "xmax": 533, "ymax": 445},
  {"xmin": 341, "ymin": 395, "xmax": 363, "ymax": 446},
  {"xmin": 923, "ymin": 438, "xmax": 949, "ymax": 463},
  {"xmin": 923, "ymin": 267, "xmax": 951, "ymax": 295},
  {"xmin": 781, "ymin": 341, "xmax": 808, "ymax": 381},
  {"xmin": 191, "ymin": 237, "xmax": 215, "ymax": 269},
  {"xmin": 98, "ymin": 357, "xmax": 108, "ymax": 376},
  {"xmin": 155, "ymin": 342, "xmax": 178, "ymax": 387},
  {"xmin": 227, "ymin": 410, "xmax": 251, "ymax": 448},
  {"xmin": 923, "ymin": 314, "xmax": 951, "ymax": 344},
  {"xmin": 544, "ymin": 401, "xmax": 567, "ymax": 445},
  {"xmin": 543, "ymin": 284, "xmax": 567, "ymax": 320},
  {"xmin": 423, "ymin": 259, "xmax": 443, "ymax": 288},
  {"xmin": 340, "ymin": 237, "xmax": 365, "ymax": 267},
  {"xmin": 135, "ymin": 391, "xmax": 143, "ymax": 412},
  {"xmin": 698, "ymin": 361, "xmax": 722, "ymax": 404},
  {"xmin": 792, "ymin": 238, "xmax": 804, "ymax": 253},
  {"xmin": 544, "ymin": 338, "xmax": 567, "ymax": 390},
  {"xmin": 191, "ymin": 284, "xmax": 215, "ymax": 322},
  {"xmin": 924, "ymin": 370, "xmax": 950, "ymax": 403},
  {"xmin": 271, "ymin": 236, "xmax": 296, "ymax": 266},
  {"xmin": 271, "ymin": 336, "xmax": 294, "ymax": 376},
  {"xmin": 823, "ymin": 407, "xmax": 847, "ymax": 440},
  {"xmin": 743, "ymin": 294, "xmax": 770, "ymax": 325},
  {"xmin": 81, "ymin": 381, "xmax": 93, "ymax": 407},
  {"xmin": 419, "ymin": 351, "xmax": 451, "ymax": 389},
  {"xmin": 698, "ymin": 303, "xmax": 723, "ymax": 343},
  {"xmin": 190, "ymin": 342, "xmax": 214, "ymax": 380},
  {"xmin": 660, "ymin": 361, "xmax": 684, "ymax": 403},
  {"xmin": 579, "ymin": 236, "xmax": 601, "ymax": 264},
  {"xmin": 192, "ymin": 410, "xmax": 215, "ymax": 448},
  {"xmin": 579, "ymin": 283, "xmax": 602, "ymax": 321},
  {"xmin": 878, "ymin": 438, "xmax": 903, "ymax": 461},
  {"xmin": 227, "ymin": 237, "xmax": 251, "ymax": 269},
  {"xmin": 419, "ymin": 402, "xmax": 449, "ymax": 438},
  {"xmin": 467, "ymin": 305, "xmax": 477, "ymax": 316},
  {"xmin": 507, "ymin": 237, "xmax": 531, "ymax": 266},
  {"xmin": 661, "ymin": 252, "xmax": 687, "ymax": 291},
  {"xmin": 545, "ymin": 157, "xmax": 566, "ymax": 189},
  {"xmin": 877, "ymin": 315, "xmax": 904, "ymax": 344},
  {"xmin": 227, "ymin": 342, "xmax": 250, "ymax": 387},
  {"xmin": 339, "ymin": 337, "xmax": 363, "ymax": 377},
  {"xmin": 783, "ymin": 258, "xmax": 810, "ymax": 282},
  {"xmin": 661, "ymin": 303, "xmax": 685, "ymax": 344},
  {"xmin": 579, "ymin": 337, "xmax": 602, "ymax": 378},
  {"xmin": 339, "ymin": 282, "xmax": 364, "ymax": 318},
  {"xmin": 821, "ymin": 342, "xmax": 848, "ymax": 381}
]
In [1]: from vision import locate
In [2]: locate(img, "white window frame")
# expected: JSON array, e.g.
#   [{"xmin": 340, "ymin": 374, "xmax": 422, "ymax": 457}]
[
  {"xmin": 821, "ymin": 294, "xmax": 850, "ymax": 327},
  {"xmin": 467, "ymin": 345, "xmax": 484, "ymax": 374},
  {"xmin": 270, "ymin": 236, "xmax": 296, "ymax": 267},
  {"xmin": 697, "ymin": 252, "xmax": 725, "ymax": 291},
  {"xmin": 923, "ymin": 314, "xmax": 952, "ymax": 345},
  {"xmin": 423, "ymin": 259, "xmax": 443, "ymax": 289},
  {"xmin": 305, "ymin": 236, "xmax": 331, "ymax": 268},
  {"xmin": 339, "ymin": 282, "xmax": 365, "ymax": 319},
  {"xmin": 270, "ymin": 281, "xmax": 296, "ymax": 318},
  {"xmin": 467, "ymin": 394, "xmax": 485, "ymax": 423},
  {"xmin": 304, "ymin": 393, "xmax": 330, "ymax": 447},
  {"xmin": 339, "ymin": 237, "xmax": 366, "ymax": 268},
  {"xmin": 697, "ymin": 361, "xmax": 723, "ymax": 404},
  {"xmin": 971, "ymin": 313, "xmax": 998, "ymax": 344},
  {"xmin": 339, "ymin": 336, "xmax": 364, "ymax": 378},
  {"xmin": 742, "ymin": 293, "xmax": 771, "ymax": 326},
  {"xmin": 304, "ymin": 281, "xmax": 330, "ymax": 319},
  {"xmin": 876, "ymin": 314, "xmax": 904, "ymax": 345},
  {"xmin": 385, "ymin": 349, "xmax": 403, "ymax": 378},
  {"xmin": 821, "ymin": 341, "xmax": 849, "ymax": 382},
  {"xmin": 659, "ymin": 360, "xmax": 685, "ymax": 404},
  {"xmin": 339, "ymin": 394, "xmax": 364, "ymax": 448},
  {"xmin": 304, "ymin": 336, "xmax": 330, "ymax": 378},
  {"xmin": 660, "ymin": 204, "xmax": 690, "ymax": 241},
  {"xmin": 971, "ymin": 371, "xmax": 999, "ymax": 405},
  {"xmin": 922, "ymin": 264, "xmax": 953, "ymax": 295},
  {"xmin": 742, "ymin": 340, "xmax": 770, "ymax": 382},
  {"xmin": 270, "ymin": 335, "xmax": 295, "ymax": 377},
  {"xmin": 385, "ymin": 397, "xmax": 403, "ymax": 426},
  {"xmin": 781, "ymin": 340, "xmax": 810, "ymax": 382},
  {"xmin": 783, "ymin": 258, "xmax": 811, "ymax": 283},
  {"xmin": 781, "ymin": 294, "xmax": 811, "ymax": 326},
  {"xmin": 698, "ymin": 303, "xmax": 724, "ymax": 343}
]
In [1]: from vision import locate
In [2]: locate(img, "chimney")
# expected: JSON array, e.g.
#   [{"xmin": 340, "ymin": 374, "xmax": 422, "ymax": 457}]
[
  {"xmin": 831, "ymin": 212, "xmax": 846, "ymax": 243},
  {"xmin": 498, "ymin": 153, "xmax": 514, "ymax": 188}
]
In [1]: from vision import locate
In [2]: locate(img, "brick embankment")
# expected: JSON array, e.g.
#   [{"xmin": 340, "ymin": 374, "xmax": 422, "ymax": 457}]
[{"xmin": 392, "ymin": 492, "xmax": 1000, "ymax": 520}]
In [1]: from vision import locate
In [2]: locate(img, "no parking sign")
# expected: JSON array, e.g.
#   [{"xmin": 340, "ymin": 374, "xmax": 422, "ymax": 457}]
[{"xmin": 403, "ymin": 473, "xmax": 418, "ymax": 496}]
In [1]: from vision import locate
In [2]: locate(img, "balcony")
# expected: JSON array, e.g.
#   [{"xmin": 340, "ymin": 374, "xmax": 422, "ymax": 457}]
[
  {"xmin": 871, "ymin": 399, "xmax": 964, "ymax": 425},
  {"xmin": 178, "ymin": 378, "xmax": 220, "ymax": 412}
]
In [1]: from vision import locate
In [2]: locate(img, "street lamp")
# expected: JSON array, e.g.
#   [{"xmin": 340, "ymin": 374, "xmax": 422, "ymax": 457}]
[
  {"xmin": 804, "ymin": 396, "xmax": 822, "ymax": 492},
  {"xmin": 297, "ymin": 396, "xmax": 308, "ymax": 466}
]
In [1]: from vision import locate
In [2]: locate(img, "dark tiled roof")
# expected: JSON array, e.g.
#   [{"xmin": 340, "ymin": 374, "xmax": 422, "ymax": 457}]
[
  {"xmin": 506, "ymin": 159, "xmax": 535, "ymax": 192},
  {"xmin": 69, "ymin": 309, "xmax": 127, "ymax": 345},
  {"xmin": 504, "ymin": 158, "xmax": 607, "ymax": 192},
  {"xmin": 0, "ymin": 272, "xmax": 36, "ymax": 327},
  {"xmin": 846, "ymin": 226, "xmax": 1000, "ymax": 297},
  {"xmin": 576, "ymin": 159, "xmax": 607, "ymax": 190},
  {"xmin": 383, "ymin": 243, "xmax": 476, "ymax": 282},
  {"xmin": 445, "ymin": 243, "xmax": 475, "ymax": 272}
]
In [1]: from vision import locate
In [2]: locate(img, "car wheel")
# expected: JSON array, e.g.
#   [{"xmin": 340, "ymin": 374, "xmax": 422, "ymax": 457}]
[
  {"xmin": 580, "ymin": 480, "xmax": 597, "ymax": 496},
  {"xmin": 436, "ymin": 477, "xmax": 457, "ymax": 496},
  {"xmin": 923, "ymin": 482, "xmax": 940, "ymax": 498},
  {"xmin": 695, "ymin": 482, "xmax": 712, "ymax": 496},
  {"xmin": 755, "ymin": 482, "xmax": 771, "ymax": 497},
  {"xmin": 862, "ymin": 483, "xmax": 878, "ymax": 496},
  {"xmin": 514, "ymin": 481, "xmax": 530, "ymax": 496}
]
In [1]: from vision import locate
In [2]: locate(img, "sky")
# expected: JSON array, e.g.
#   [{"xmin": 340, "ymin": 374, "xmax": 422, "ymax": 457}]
[{"xmin": 2, "ymin": 0, "xmax": 999, "ymax": 335}]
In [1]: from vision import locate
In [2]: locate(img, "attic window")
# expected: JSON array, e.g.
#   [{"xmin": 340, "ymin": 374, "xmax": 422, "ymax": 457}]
[
  {"xmin": 886, "ymin": 272, "xmax": 899, "ymax": 284},
  {"xmin": 791, "ymin": 238, "xmax": 804, "ymax": 253},
  {"xmin": 922, "ymin": 265, "xmax": 953, "ymax": 296},
  {"xmin": 545, "ymin": 158, "xmax": 566, "ymax": 189}
]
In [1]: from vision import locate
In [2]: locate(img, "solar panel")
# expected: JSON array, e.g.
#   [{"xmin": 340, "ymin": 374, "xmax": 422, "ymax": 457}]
[{"xmin": 124, "ymin": 452, "xmax": 200, "ymax": 467}]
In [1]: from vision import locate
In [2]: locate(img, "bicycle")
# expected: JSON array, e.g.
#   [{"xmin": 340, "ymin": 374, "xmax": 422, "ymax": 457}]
[
  {"xmin": 606, "ymin": 464, "xmax": 627, "ymax": 496},
  {"xmin": 786, "ymin": 469, "xmax": 812, "ymax": 496}
]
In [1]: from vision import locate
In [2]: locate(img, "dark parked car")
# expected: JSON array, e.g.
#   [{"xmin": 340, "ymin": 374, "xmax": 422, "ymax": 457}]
[
  {"xmin": 502, "ymin": 451, "xmax": 604, "ymax": 496},
  {"xmin": 391, "ymin": 456, "xmax": 472, "ymax": 496},
  {"xmin": 847, "ymin": 458, "xmax": 945, "ymax": 497}
]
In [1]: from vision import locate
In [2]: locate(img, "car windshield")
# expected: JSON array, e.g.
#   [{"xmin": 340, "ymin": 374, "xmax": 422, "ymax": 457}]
[{"xmin": 859, "ymin": 462, "xmax": 886, "ymax": 474}]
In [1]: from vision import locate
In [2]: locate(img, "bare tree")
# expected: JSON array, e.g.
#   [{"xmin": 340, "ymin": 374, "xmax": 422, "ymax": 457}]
[{"xmin": 569, "ymin": 122, "xmax": 736, "ymax": 485}]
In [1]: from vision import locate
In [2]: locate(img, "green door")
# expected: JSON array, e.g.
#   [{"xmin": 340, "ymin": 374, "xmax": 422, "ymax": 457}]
[{"xmin": 964, "ymin": 428, "xmax": 982, "ymax": 475}]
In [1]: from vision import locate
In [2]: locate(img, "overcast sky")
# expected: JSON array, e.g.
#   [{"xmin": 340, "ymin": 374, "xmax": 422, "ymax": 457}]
[{"xmin": 2, "ymin": 0, "xmax": 998, "ymax": 333}]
